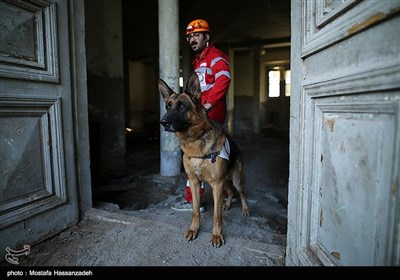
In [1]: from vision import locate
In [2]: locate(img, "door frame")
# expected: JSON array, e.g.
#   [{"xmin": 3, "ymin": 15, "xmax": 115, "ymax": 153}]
[{"xmin": 68, "ymin": 0, "xmax": 92, "ymax": 216}]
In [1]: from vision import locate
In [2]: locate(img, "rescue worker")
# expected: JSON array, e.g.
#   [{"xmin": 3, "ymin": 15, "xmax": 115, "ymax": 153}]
[{"xmin": 172, "ymin": 19, "xmax": 237, "ymax": 212}]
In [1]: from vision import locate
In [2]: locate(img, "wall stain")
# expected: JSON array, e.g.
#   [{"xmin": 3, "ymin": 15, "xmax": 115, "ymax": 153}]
[
  {"xmin": 326, "ymin": 118, "xmax": 335, "ymax": 133},
  {"xmin": 392, "ymin": 179, "xmax": 398, "ymax": 197},
  {"xmin": 348, "ymin": 8, "xmax": 400, "ymax": 35},
  {"xmin": 339, "ymin": 141, "xmax": 345, "ymax": 152},
  {"xmin": 331, "ymin": 251, "xmax": 341, "ymax": 260},
  {"xmin": 319, "ymin": 208, "xmax": 323, "ymax": 227}
]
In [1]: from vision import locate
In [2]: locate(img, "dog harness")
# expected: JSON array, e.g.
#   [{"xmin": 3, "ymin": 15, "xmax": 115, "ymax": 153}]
[
  {"xmin": 201, "ymin": 137, "xmax": 230, "ymax": 163},
  {"xmin": 195, "ymin": 134, "xmax": 240, "ymax": 170}
]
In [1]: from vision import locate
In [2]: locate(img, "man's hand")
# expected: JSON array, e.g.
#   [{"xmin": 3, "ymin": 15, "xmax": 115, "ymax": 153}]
[{"xmin": 204, "ymin": 102, "xmax": 212, "ymax": 111}]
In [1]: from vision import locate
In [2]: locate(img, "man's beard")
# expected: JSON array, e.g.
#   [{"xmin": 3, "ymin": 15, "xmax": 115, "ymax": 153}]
[{"xmin": 191, "ymin": 43, "xmax": 200, "ymax": 52}]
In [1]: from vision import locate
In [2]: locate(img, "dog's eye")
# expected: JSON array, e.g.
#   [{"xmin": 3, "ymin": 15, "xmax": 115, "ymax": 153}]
[{"xmin": 175, "ymin": 101, "xmax": 185, "ymax": 111}]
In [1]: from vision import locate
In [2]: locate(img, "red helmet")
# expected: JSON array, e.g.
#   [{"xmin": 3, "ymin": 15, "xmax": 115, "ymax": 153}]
[{"xmin": 186, "ymin": 19, "xmax": 211, "ymax": 35}]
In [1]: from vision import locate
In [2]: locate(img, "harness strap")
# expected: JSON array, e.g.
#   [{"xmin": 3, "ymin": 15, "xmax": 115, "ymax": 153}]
[{"xmin": 191, "ymin": 151, "xmax": 220, "ymax": 163}]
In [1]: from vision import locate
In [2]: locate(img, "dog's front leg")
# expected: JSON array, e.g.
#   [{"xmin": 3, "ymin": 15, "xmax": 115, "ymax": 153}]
[
  {"xmin": 184, "ymin": 177, "xmax": 201, "ymax": 242},
  {"xmin": 211, "ymin": 181, "xmax": 225, "ymax": 247}
]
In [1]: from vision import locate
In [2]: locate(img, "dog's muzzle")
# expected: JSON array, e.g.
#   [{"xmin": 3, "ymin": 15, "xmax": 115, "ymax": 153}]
[{"xmin": 160, "ymin": 119, "xmax": 175, "ymax": 132}]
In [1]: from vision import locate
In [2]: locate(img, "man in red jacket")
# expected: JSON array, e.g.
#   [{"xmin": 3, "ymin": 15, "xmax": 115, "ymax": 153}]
[{"xmin": 172, "ymin": 19, "xmax": 237, "ymax": 212}]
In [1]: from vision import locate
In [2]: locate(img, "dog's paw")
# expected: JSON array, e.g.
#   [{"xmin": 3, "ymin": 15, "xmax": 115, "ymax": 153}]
[
  {"xmin": 223, "ymin": 202, "xmax": 231, "ymax": 211},
  {"xmin": 184, "ymin": 229, "xmax": 198, "ymax": 242},
  {"xmin": 211, "ymin": 234, "xmax": 225, "ymax": 248},
  {"xmin": 242, "ymin": 207, "xmax": 250, "ymax": 217}
]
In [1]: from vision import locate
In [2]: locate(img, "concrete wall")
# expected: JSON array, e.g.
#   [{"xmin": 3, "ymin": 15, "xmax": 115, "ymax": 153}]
[
  {"xmin": 233, "ymin": 51, "xmax": 253, "ymax": 134},
  {"xmin": 126, "ymin": 60, "xmax": 159, "ymax": 141},
  {"xmin": 234, "ymin": 51, "xmax": 254, "ymax": 97},
  {"xmin": 263, "ymin": 47, "xmax": 290, "ymax": 131},
  {"xmin": 233, "ymin": 47, "xmax": 290, "ymax": 134},
  {"xmin": 262, "ymin": 47, "xmax": 290, "ymax": 64}
]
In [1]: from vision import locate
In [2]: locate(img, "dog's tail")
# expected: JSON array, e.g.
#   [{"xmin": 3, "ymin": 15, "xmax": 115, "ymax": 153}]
[{"xmin": 226, "ymin": 134, "xmax": 240, "ymax": 171}]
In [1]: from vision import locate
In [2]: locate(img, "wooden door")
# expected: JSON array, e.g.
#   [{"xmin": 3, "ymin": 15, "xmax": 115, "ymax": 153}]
[
  {"xmin": 0, "ymin": 0, "xmax": 80, "ymax": 253},
  {"xmin": 286, "ymin": 0, "xmax": 400, "ymax": 266}
]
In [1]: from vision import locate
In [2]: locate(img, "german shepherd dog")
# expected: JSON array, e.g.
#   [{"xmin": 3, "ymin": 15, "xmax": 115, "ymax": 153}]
[{"xmin": 159, "ymin": 72, "xmax": 250, "ymax": 247}]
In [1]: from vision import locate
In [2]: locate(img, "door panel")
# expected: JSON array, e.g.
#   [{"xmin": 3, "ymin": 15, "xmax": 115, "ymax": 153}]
[
  {"xmin": 0, "ymin": 0, "xmax": 59, "ymax": 81},
  {"xmin": 0, "ymin": 0, "xmax": 79, "ymax": 251},
  {"xmin": 287, "ymin": 0, "xmax": 400, "ymax": 266},
  {"xmin": 312, "ymin": 100, "xmax": 397, "ymax": 265}
]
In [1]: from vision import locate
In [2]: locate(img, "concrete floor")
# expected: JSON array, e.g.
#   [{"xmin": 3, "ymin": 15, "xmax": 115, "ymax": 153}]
[{"xmin": 2, "ymin": 131, "xmax": 289, "ymax": 267}]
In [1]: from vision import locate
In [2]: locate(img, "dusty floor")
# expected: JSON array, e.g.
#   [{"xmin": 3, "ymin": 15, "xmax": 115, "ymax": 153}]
[{"xmin": 3, "ymin": 131, "xmax": 289, "ymax": 267}]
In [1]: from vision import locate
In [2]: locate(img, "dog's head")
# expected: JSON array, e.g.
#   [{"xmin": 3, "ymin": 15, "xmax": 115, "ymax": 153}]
[{"xmin": 159, "ymin": 72, "xmax": 205, "ymax": 132}]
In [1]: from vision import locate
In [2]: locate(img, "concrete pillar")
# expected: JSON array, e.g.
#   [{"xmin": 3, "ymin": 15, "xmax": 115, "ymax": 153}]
[
  {"xmin": 181, "ymin": 42, "xmax": 191, "ymax": 91},
  {"xmin": 259, "ymin": 61, "xmax": 267, "ymax": 129},
  {"xmin": 252, "ymin": 45, "xmax": 261, "ymax": 133},
  {"xmin": 227, "ymin": 48, "xmax": 235, "ymax": 135},
  {"xmin": 158, "ymin": 0, "xmax": 181, "ymax": 177}
]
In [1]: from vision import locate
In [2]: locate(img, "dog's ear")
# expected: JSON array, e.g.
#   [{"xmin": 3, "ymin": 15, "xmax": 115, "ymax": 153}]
[
  {"xmin": 158, "ymin": 79, "xmax": 174, "ymax": 102},
  {"xmin": 185, "ymin": 72, "xmax": 201, "ymax": 101}
]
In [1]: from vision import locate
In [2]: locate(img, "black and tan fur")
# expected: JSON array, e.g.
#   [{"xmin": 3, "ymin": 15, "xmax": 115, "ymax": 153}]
[{"xmin": 159, "ymin": 73, "xmax": 250, "ymax": 247}]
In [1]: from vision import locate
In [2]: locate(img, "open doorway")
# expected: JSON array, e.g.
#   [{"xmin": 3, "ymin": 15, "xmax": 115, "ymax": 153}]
[{"xmin": 85, "ymin": 0, "xmax": 291, "ymax": 256}]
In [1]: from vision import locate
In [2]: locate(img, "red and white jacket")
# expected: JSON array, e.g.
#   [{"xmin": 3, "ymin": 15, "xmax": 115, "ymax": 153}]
[{"xmin": 192, "ymin": 43, "xmax": 231, "ymax": 125}]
